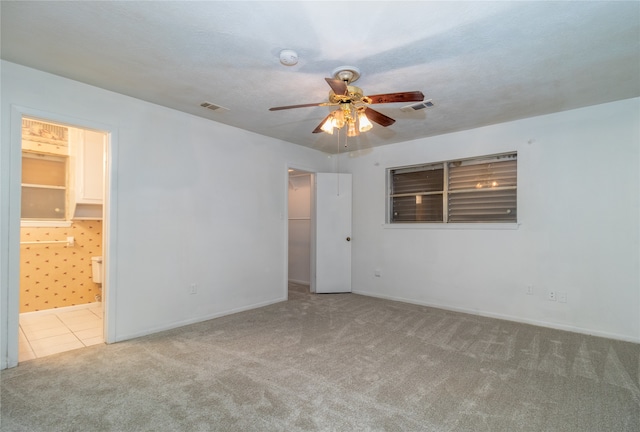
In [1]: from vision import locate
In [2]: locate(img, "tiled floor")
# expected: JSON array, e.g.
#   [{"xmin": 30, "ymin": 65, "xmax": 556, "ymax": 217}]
[{"xmin": 18, "ymin": 303, "xmax": 104, "ymax": 362}]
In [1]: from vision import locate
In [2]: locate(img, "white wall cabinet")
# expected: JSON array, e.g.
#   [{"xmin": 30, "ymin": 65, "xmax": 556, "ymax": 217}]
[
  {"xmin": 76, "ymin": 130, "xmax": 104, "ymax": 204},
  {"xmin": 69, "ymin": 128, "xmax": 105, "ymax": 219}
]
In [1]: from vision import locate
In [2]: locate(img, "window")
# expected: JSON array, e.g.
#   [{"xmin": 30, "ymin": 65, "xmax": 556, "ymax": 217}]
[
  {"xmin": 388, "ymin": 153, "xmax": 517, "ymax": 223},
  {"xmin": 390, "ymin": 164, "xmax": 444, "ymax": 222},
  {"xmin": 21, "ymin": 152, "xmax": 68, "ymax": 221}
]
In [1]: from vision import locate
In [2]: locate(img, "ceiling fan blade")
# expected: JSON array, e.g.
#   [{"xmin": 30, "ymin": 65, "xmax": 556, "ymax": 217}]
[
  {"xmin": 367, "ymin": 91, "xmax": 425, "ymax": 104},
  {"xmin": 269, "ymin": 102, "xmax": 326, "ymax": 111},
  {"xmin": 312, "ymin": 114, "xmax": 333, "ymax": 134},
  {"xmin": 325, "ymin": 78, "xmax": 348, "ymax": 96},
  {"xmin": 365, "ymin": 107, "xmax": 396, "ymax": 127}
]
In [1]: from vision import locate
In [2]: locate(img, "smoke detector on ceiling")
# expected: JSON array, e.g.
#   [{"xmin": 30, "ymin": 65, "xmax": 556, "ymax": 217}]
[{"xmin": 279, "ymin": 49, "xmax": 298, "ymax": 66}]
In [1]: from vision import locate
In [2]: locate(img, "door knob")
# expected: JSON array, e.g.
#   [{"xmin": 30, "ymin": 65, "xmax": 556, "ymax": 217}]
[{"xmin": 346, "ymin": 237, "xmax": 351, "ymax": 241}]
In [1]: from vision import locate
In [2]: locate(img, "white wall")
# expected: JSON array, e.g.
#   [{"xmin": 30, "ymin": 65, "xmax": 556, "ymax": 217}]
[
  {"xmin": 2, "ymin": 62, "xmax": 637, "ymax": 372},
  {"xmin": 0, "ymin": 61, "xmax": 332, "ymax": 369},
  {"xmin": 288, "ymin": 174, "xmax": 311, "ymax": 285},
  {"xmin": 342, "ymin": 98, "xmax": 640, "ymax": 342}
]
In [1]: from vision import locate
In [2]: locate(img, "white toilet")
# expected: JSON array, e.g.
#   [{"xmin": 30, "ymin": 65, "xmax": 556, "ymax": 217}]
[
  {"xmin": 91, "ymin": 256, "xmax": 103, "ymax": 302},
  {"xmin": 91, "ymin": 256, "xmax": 103, "ymax": 284}
]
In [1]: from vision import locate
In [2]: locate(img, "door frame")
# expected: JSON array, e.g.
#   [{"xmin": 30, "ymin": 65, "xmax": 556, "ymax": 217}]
[
  {"xmin": 2, "ymin": 105, "xmax": 118, "ymax": 369},
  {"xmin": 285, "ymin": 164, "xmax": 316, "ymax": 298},
  {"xmin": 284, "ymin": 166, "xmax": 353, "ymax": 296}
]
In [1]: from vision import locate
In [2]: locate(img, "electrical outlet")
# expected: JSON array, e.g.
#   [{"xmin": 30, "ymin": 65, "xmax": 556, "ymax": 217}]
[
  {"xmin": 526, "ymin": 285, "xmax": 534, "ymax": 295},
  {"xmin": 189, "ymin": 283, "xmax": 198, "ymax": 295},
  {"xmin": 558, "ymin": 292, "xmax": 567, "ymax": 303},
  {"xmin": 374, "ymin": 269, "xmax": 381, "ymax": 277},
  {"xmin": 548, "ymin": 290, "xmax": 556, "ymax": 301}
]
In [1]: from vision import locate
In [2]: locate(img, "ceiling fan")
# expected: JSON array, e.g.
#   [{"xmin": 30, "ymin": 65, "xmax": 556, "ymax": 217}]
[{"xmin": 269, "ymin": 66, "xmax": 425, "ymax": 136}]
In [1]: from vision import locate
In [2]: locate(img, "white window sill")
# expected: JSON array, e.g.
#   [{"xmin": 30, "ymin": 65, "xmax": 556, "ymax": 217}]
[
  {"xmin": 21, "ymin": 220, "xmax": 73, "ymax": 228},
  {"xmin": 382, "ymin": 222, "xmax": 521, "ymax": 230}
]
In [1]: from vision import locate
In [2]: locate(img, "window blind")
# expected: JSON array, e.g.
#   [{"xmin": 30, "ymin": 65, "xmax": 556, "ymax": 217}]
[
  {"xmin": 388, "ymin": 153, "xmax": 517, "ymax": 224},
  {"xmin": 448, "ymin": 158, "xmax": 517, "ymax": 222},
  {"xmin": 390, "ymin": 165, "xmax": 444, "ymax": 222}
]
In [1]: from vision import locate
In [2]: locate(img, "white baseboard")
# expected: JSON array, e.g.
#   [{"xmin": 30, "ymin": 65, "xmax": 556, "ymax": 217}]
[
  {"xmin": 288, "ymin": 278, "xmax": 310, "ymax": 285},
  {"xmin": 115, "ymin": 297, "xmax": 286, "ymax": 343},
  {"xmin": 352, "ymin": 290, "xmax": 640, "ymax": 344}
]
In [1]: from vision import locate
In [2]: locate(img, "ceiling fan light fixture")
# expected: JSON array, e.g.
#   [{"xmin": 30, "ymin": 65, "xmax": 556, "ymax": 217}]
[
  {"xmin": 269, "ymin": 67, "xmax": 426, "ymax": 137},
  {"xmin": 320, "ymin": 114, "xmax": 335, "ymax": 134},
  {"xmin": 334, "ymin": 108, "xmax": 346, "ymax": 129},
  {"xmin": 358, "ymin": 110, "xmax": 373, "ymax": 132},
  {"xmin": 347, "ymin": 120, "xmax": 358, "ymax": 137}
]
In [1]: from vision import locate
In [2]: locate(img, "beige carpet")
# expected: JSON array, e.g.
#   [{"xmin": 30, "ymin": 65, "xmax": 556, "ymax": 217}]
[{"xmin": 1, "ymin": 283, "xmax": 639, "ymax": 431}]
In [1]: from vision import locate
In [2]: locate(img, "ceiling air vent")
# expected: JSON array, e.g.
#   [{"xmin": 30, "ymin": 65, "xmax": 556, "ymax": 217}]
[
  {"xmin": 200, "ymin": 102, "xmax": 229, "ymax": 112},
  {"xmin": 400, "ymin": 99, "xmax": 434, "ymax": 112}
]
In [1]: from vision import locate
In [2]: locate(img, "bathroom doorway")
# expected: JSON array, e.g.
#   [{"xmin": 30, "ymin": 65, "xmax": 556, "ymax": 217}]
[{"xmin": 17, "ymin": 117, "xmax": 107, "ymax": 362}]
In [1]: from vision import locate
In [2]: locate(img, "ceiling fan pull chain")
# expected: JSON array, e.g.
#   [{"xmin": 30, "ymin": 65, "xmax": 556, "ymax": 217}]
[{"xmin": 336, "ymin": 128, "xmax": 341, "ymax": 195}]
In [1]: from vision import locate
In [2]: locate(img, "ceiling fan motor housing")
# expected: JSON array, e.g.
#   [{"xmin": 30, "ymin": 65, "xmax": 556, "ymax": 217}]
[
  {"xmin": 329, "ymin": 86, "xmax": 365, "ymax": 104},
  {"xmin": 332, "ymin": 66, "xmax": 361, "ymax": 84}
]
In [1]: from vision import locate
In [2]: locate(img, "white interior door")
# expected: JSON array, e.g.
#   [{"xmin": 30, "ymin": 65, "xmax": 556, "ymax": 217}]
[{"xmin": 315, "ymin": 173, "xmax": 352, "ymax": 293}]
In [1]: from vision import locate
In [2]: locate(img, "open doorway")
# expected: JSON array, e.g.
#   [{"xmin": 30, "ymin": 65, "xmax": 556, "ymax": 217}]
[
  {"xmin": 286, "ymin": 168, "xmax": 353, "ymax": 298},
  {"xmin": 17, "ymin": 117, "xmax": 107, "ymax": 362},
  {"xmin": 287, "ymin": 168, "xmax": 314, "ymax": 299}
]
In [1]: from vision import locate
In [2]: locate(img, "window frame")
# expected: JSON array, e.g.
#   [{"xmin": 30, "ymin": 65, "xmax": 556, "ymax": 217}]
[
  {"xmin": 386, "ymin": 152, "xmax": 518, "ymax": 226},
  {"xmin": 20, "ymin": 151, "xmax": 71, "ymax": 227}
]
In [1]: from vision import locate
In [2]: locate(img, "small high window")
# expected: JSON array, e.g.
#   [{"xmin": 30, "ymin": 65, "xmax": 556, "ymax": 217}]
[
  {"xmin": 388, "ymin": 153, "xmax": 517, "ymax": 223},
  {"xmin": 21, "ymin": 152, "xmax": 68, "ymax": 221}
]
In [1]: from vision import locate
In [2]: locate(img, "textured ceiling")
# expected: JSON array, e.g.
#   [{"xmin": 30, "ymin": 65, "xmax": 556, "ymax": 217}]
[{"xmin": 2, "ymin": 1, "xmax": 639, "ymax": 154}]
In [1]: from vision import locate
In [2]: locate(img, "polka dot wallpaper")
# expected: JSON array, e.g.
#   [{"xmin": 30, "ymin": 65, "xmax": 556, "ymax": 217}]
[{"xmin": 20, "ymin": 220, "xmax": 102, "ymax": 313}]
